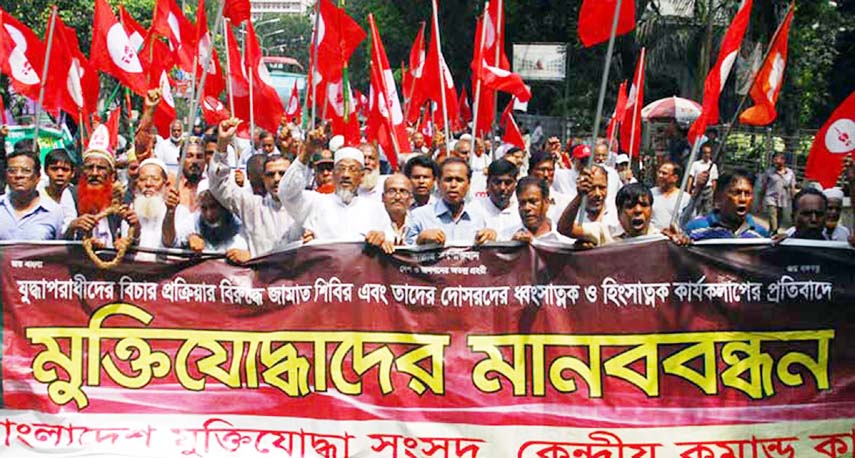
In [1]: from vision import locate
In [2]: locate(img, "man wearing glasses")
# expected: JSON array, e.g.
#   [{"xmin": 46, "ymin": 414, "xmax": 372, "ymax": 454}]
[
  {"xmin": 364, "ymin": 174, "xmax": 415, "ymax": 253},
  {"xmin": 0, "ymin": 149, "xmax": 64, "ymax": 241},
  {"xmin": 279, "ymin": 133, "xmax": 389, "ymax": 241}
]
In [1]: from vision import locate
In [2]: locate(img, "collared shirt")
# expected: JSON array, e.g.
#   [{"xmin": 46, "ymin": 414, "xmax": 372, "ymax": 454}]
[
  {"xmin": 762, "ymin": 166, "xmax": 796, "ymax": 207},
  {"xmin": 685, "ymin": 211, "xmax": 769, "ymax": 240},
  {"xmin": 689, "ymin": 160, "xmax": 719, "ymax": 188},
  {"xmin": 404, "ymin": 199, "xmax": 487, "ymax": 245},
  {"xmin": 383, "ymin": 213, "xmax": 410, "ymax": 245},
  {"xmin": 500, "ymin": 219, "xmax": 575, "ymax": 244},
  {"xmin": 208, "ymin": 151, "xmax": 302, "ymax": 257},
  {"xmin": 473, "ymin": 195, "xmax": 522, "ymax": 237},
  {"xmin": 37, "ymin": 183, "xmax": 77, "ymax": 233},
  {"xmin": 650, "ymin": 186, "xmax": 689, "ymax": 231},
  {"xmin": 154, "ymin": 138, "xmax": 182, "ymax": 175},
  {"xmin": 410, "ymin": 193, "xmax": 437, "ymax": 211},
  {"xmin": 0, "ymin": 193, "xmax": 64, "ymax": 241},
  {"xmin": 279, "ymin": 160, "xmax": 389, "ymax": 241}
]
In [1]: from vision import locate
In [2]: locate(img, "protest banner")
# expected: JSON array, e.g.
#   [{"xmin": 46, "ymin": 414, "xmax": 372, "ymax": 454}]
[{"xmin": 1, "ymin": 240, "xmax": 853, "ymax": 457}]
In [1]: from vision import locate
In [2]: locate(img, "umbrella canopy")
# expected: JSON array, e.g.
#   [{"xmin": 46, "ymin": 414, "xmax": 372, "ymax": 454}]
[{"xmin": 641, "ymin": 96, "xmax": 702, "ymax": 124}]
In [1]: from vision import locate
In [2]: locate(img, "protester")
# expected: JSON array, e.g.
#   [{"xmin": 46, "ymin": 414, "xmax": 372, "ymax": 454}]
[
  {"xmin": 208, "ymin": 118, "xmax": 304, "ymax": 257},
  {"xmin": 133, "ymin": 158, "xmax": 181, "ymax": 249},
  {"xmin": 244, "ymin": 153, "xmax": 268, "ymax": 197},
  {"xmin": 592, "ymin": 143, "xmax": 622, "ymax": 199},
  {"xmin": 365, "ymin": 174, "xmax": 414, "ymax": 253},
  {"xmin": 508, "ymin": 176, "xmax": 574, "ymax": 243},
  {"xmin": 154, "ymin": 119, "xmax": 184, "ymax": 172},
  {"xmin": 528, "ymin": 150, "xmax": 572, "ymax": 222},
  {"xmin": 614, "ymin": 154, "xmax": 636, "ymax": 185},
  {"xmin": 358, "ymin": 142, "xmax": 386, "ymax": 200},
  {"xmin": 781, "ymin": 188, "xmax": 827, "ymax": 240},
  {"xmin": 39, "ymin": 148, "xmax": 77, "ymax": 232},
  {"xmin": 411, "ymin": 132, "xmax": 429, "ymax": 155},
  {"xmin": 650, "ymin": 161, "xmax": 688, "ymax": 230},
  {"xmin": 759, "ymin": 152, "xmax": 797, "ymax": 234},
  {"xmin": 311, "ymin": 149, "xmax": 335, "ymax": 193},
  {"xmin": 558, "ymin": 174, "xmax": 659, "ymax": 246},
  {"xmin": 451, "ymin": 138, "xmax": 472, "ymax": 163},
  {"xmin": 176, "ymin": 189, "xmax": 251, "ymax": 263},
  {"xmin": 684, "ymin": 170, "xmax": 769, "ymax": 240},
  {"xmin": 404, "ymin": 155, "xmax": 439, "ymax": 209},
  {"xmin": 0, "ymin": 150, "xmax": 64, "ymax": 241},
  {"xmin": 470, "ymin": 136, "xmax": 490, "ymax": 173},
  {"xmin": 822, "ymin": 187, "xmax": 851, "ymax": 241},
  {"xmin": 66, "ymin": 125, "xmax": 140, "ymax": 248},
  {"xmin": 177, "ymin": 137, "xmax": 208, "ymax": 212},
  {"xmin": 686, "ymin": 143, "xmax": 718, "ymax": 216},
  {"xmin": 473, "ymin": 159, "xmax": 522, "ymax": 237},
  {"xmin": 405, "ymin": 157, "xmax": 496, "ymax": 245},
  {"xmin": 258, "ymin": 131, "xmax": 278, "ymax": 155},
  {"xmin": 556, "ymin": 165, "xmax": 619, "ymax": 238},
  {"xmin": 279, "ymin": 131, "xmax": 389, "ymax": 240}
]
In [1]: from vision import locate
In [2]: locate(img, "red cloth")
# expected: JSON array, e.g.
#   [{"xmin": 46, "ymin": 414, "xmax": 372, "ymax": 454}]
[
  {"xmin": 365, "ymin": 14, "xmax": 408, "ymax": 169},
  {"xmin": 739, "ymin": 5, "xmax": 794, "ymax": 126},
  {"xmin": 0, "ymin": 8, "xmax": 45, "ymax": 102},
  {"xmin": 578, "ymin": 0, "xmax": 636, "ymax": 48},
  {"xmin": 90, "ymin": 0, "xmax": 148, "ymax": 96},
  {"xmin": 805, "ymin": 90, "xmax": 855, "ymax": 188},
  {"xmin": 620, "ymin": 49, "xmax": 645, "ymax": 157}
]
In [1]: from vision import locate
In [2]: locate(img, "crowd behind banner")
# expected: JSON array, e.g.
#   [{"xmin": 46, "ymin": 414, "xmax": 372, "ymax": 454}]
[{"xmin": 1, "ymin": 101, "xmax": 854, "ymax": 261}]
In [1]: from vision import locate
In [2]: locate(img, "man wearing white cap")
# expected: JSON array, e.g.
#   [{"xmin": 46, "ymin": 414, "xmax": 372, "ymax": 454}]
[
  {"xmin": 66, "ymin": 124, "xmax": 140, "ymax": 248},
  {"xmin": 208, "ymin": 119, "xmax": 305, "ymax": 257},
  {"xmin": 614, "ymin": 154, "xmax": 637, "ymax": 186},
  {"xmin": 279, "ymin": 133, "xmax": 389, "ymax": 241},
  {"xmin": 822, "ymin": 187, "xmax": 850, "ymax": 241},
  {"xmin": 133, "ymin": 157, "xmax": 184, "ymax": 250}
]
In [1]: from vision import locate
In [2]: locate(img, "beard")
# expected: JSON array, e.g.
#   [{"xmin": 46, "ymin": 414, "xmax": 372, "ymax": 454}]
[
  {"xmin": 199, "ymin": 214, "xmax": 240, "ymax": 246},
  {"xmin": 78, "ymin": 176, "xmax": 115, "ymax": 215},
  {"xmin": 335, "ymin": 187, "xmax": 357, "ymax": 205},
  {"xmin": 360, "ymin": 168, "xmax": 380, "ymax": 192},
  {"xmin": 133, "ymin": 194, "xmax": 167, "ymax": 222}
]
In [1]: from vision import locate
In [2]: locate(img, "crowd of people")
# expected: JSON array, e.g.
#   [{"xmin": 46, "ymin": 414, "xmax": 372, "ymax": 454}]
[{"xmin": 2, "ymin": 89, "xmax": 854, "ymax": 263}]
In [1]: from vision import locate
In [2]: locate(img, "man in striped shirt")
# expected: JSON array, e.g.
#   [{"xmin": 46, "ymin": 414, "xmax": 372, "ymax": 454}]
[{"xmin": 685, "ymin": 170, "xmax": 769, "ymax": 240}]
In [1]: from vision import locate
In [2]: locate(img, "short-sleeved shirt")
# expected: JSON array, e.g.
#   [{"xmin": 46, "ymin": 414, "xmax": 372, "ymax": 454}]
[
  {"xmin": 762, "ymin": 167, "xmax": 796, "ymax": 208},
  {"xmin": 685, "ymin": 211, "xmax": 769, "ymax": 240},
  {"xmin": 650, "ymin": 186, "xmax": 689, "ymax": 230},
  {"xmin": 0, "ymin": 194, "xmax": 64, "ymax": 241},
  {"xmin": 689, "ymin": 160, "xmax": 719, "ymax": 188},
  {"xmin": 405, "ymin": 199, "xmax": 487, "ymax": 245}
]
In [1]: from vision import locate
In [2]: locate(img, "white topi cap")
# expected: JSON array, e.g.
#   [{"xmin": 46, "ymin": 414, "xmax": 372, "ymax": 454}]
[
  {"xmin": 334, "ymin": 147, "xmax": 365, "ymax": 167},
  {"xmin": 329, "ymin": 135, "xmax": 345, "ymax": 152},
  {"xmin": 823, "ymin": 187, "xmax": 844, "ymax": 201}
]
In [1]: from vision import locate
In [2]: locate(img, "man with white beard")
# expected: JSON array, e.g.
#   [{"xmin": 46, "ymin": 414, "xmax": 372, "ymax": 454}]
[
  {"xmin": 357, "ymin": 142, "xmax": 387, "ymax": 201},
  {"xmin": 279, "ymin": 134, "xmax": 389, "ymax": 241},
  {"xmin": 133, "ymin": 158, "xmax": 183, "ymax": 249}
]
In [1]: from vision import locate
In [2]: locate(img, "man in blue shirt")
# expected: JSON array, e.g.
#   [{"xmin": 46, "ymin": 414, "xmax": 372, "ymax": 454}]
[
  {"xmin": 0, "ymin": 150, "xmax": 63, "ymax": 241},
  {"xmin": 685, "ymin": 170, "xmax": 769, "ymax": 240},
  {"xmin": 405, "ymin": 157, "xmax": 496, "ymax": 245}
]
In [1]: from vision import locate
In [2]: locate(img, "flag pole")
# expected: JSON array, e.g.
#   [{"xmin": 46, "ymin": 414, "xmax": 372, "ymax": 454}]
[
  {"xmin": 430, "ymin": 0, "xmax": 451, "ymax": 155},
  {"xmin": 471, "ymin": 4, "xmax": 488, "ymax": 148},
  {"xmin": 307, "ymin": 0, "xmax": 321, "ymax": 130},
  {"xmin": 490, "ymin": 0, "xmax": 503, "ymax": 161},
  {"xmin": 33, "ymin": 5, "xmax": 59, "ymax": 152},
  {"xmin": 368, "ymin": 14, "xmax": 402, "ymax": 159},
  {"xmin": 577, "ymin": 0, "xmax": 623, "ymax": 225},
  {"xmin": 174, "ymin": 0, "xmax": 225, "ymax": 192},
  {"xmin": 627, "ymin": 47, "xmax": 645, "ymax": 165},
  {"xmin": 712, "ymin": 2, "xmax": 794, "ymax": 165},
  {"xmin": 223, "ymin": 18, "xmax": 235, "ymax": 116},
  {"xmin": 404, "ymin": 22, "xmax": 425, "ymax": 119}
]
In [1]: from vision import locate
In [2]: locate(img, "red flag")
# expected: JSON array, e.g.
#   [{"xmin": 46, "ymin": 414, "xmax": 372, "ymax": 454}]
[
  {"xmin": 225, "ymin": 24, "xmax": 248, "ymax": 99},
  {"xmin": 470, "ymin": 16, "xmax": 495, "ymax": 137},
  {"xmin": 805, "ymin": 91, "xmax": 855, "ymax": 188},
  {"xmin": 689, "ymin": 0, "xmax": 754, "ymax": 144},
  {"xmin": 193, "ymin": 0, "xmax": 225, "ymax": 99},
  {"xmin": 620, "ymin": 48, "xmax": 645, "ymax": 156},
  {"xmin": 223, "ymin": 0, "xmax": 251, "ymax": 25},
  {"xmin": 326, "ymin": 76, "xmax": 360, "ymax": 145},
  {"xmin": 106, "ymin": 106, "xmax": 121, "ymax": 150},
  {"xmin": 0, "ymin": 9, "xmax": 45, "ymax": 102},
  {"xmin": 90, "ymin": 0, "xmax": 148, "ymax": 96},
  {"xmin": 234, "ymin": 22, "xmax": 283, "ymax": 134},
  {"xmin": 406, "ymin": 0, "xmax": 458, "ymax": 132},
  {"xmin": 418, "ymin": 105, "xmax": 433, "ymax": 147},
  {"xmin": 44, "ymin": 16, "xmax": 100, "ymax": 120},
  {"xmin": 285, "ymin": 80, "xmax": 302, "ymax": 123},
  {"xmin": 500, "ymin": 99, "xmax": 525, "ymax": 149},
  {"xmin": 366, "ymin": 14, "xmax": 408, "ymax": 169},
  {"xmin": 477, "ymin": 61, "xmax": 531, "ymax": 102},
  {"xmin": 606, "ymin": 80, "xmax": 628, "ymax": 143},
  {"xmin": 151, "ymin": 0, "xmax": 196, "ymax": 71},
  {"xmin": 459, "ymin": 87, "xmax": 472, "ymax": 124},
  {"xmin": 201, "ymin": 95, "xmax": 229, "ymax": 125},
  {"xmin": 408, "ymin": 22, "xmax": 426, "ymax": 84},
  {"xmin": 480, "ymin": 0, "xmax": 510, "ymax": 70},
  {"xmin": 0, "ymin": 95, "xmax": 6, "ymax": 124},
  {"xmin": 739, "ymin": 4, "xmax": 794, "ymax": 126},
  {"xmin": 401, "ymin": 61, "xmax": 410, "ymax": 102},
  {"xmin": 144, "ymin": 39, "xmax": 178, "ymax": 137},
  {"xmin": 578, "ymin": 0, "xmax": 636, "ymax": 48},
  {"xmin": 118, "ymin": 5, "xmax": 147, "ymax": 52},
  {"xmin": 315, "ymin": 0, "xmax": 366, "ymax": 82}
]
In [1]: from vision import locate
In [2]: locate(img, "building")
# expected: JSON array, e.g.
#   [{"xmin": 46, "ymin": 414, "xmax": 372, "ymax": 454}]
[{"xmin": 250, "ymin": 0, "xmax": 312, "ymax": 18}]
